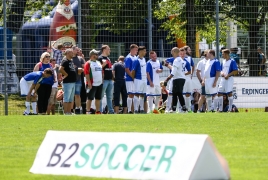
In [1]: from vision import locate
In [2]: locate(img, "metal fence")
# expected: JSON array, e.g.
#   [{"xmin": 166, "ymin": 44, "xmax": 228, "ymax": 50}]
[{"xmin": 0, "ymin": 0, "xmax": 268, "ymax": 115}]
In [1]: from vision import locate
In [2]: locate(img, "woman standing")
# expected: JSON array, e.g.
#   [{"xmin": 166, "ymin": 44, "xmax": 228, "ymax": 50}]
[{"xmin": 33, "ymin": 52, "xmax": 54, "ymax": 115}]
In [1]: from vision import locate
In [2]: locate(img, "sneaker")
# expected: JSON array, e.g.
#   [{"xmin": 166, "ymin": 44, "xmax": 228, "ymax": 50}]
[
  {"xmin": 75, "ymin": 108, "xmax": 81, "ymax": 114},
  {"xmin": 108, "ymin": 112, "xmax": 115, "ymax": 114},
  {"xmin": 134, "ymin": 110, "xmax": 139, "ymax": 114},
  {"xmin": 169, "ymin": 110, "xmax": 174, "ymax": 113},
  {"xmin": 128, "ymin": 111, "xmax": 133, "ymax": 114},
  {"xmin": 29, "ymin": 112, "xmax": 38, "ymax": 115},
  {"xmin": 23, "ymin": 111, "xmax": 30, "ymax": 115},
  {"xmin": 95, "ymin": 111, "xmax": 102, "ymax": 115},
  {"xmin": 153, "ymin": 109, "xmax": 160, "ymax": 114},
  {"xmin": 165, "ymin": 109, "xmax": 170, "ymax": 114},
  {"xmin": 140, "ymin": 110, "xmax": 146, "ymax": 114}
]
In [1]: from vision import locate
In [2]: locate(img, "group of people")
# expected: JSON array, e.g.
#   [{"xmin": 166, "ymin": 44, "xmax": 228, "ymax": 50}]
[{"xmin": 20, "ymin": 42, "xmax": 239, "ymax": 115}]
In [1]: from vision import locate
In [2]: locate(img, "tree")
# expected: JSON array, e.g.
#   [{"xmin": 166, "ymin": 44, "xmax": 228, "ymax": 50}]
[{"xmin": 222, "ymin": 0, "xmax": 268, "ymax": 76}]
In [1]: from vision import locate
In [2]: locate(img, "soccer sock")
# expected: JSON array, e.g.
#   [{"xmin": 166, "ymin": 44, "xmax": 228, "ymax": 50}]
[
  {"xmin": 127, "ymin": 97, "xmax": 133, "ymax": 112},
  {"xmin": 166, "ymin": 95, "xmax": 172, "ymax": 111},
  {"xmin": 206, "ymin": 96, "xmax": 212, "ymax": 111},
  {"xmin": 25, "ymin": 101, "xmax": 30, "ymax": 113},
  {"xmin": 133, "ymin": 96, "xmax": 139, "ymax": 111},
  {"xmin": 154, "ymin": 96, "xmax": 160, "ymax": 109},
  {"xmin": 177, "ymin": 100, "xmax": 182, "ymax": 112},
  {"xmin": 31, "ymin": 102, "xmax": 37, "ymax": 114},
  {"xmin": 218, "ymin": 96, "xmax": 223, "ymax": 111},
  {"xmin": 148, "ymin": 96, "xmax": 153, "ymax": 111},
  {"xmin": 228, "ymin": 96, "xmax": 233, "ymax": 111},
  {"xmin": 185, "ymin": 96, "xmax": 190, "ymax": 111},
  {"xmin": 139, "ymin": 97, "xmax": 144, "ymax": 111},
  {"xmin": 213, "ymin": 96, "xmax": 218, "ymax": 111}
]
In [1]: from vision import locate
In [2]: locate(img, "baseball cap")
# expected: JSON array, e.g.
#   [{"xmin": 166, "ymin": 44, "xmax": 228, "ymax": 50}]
[{"xmin": 89, "ymin": 49, "xmax": 100, "ymax": 56}]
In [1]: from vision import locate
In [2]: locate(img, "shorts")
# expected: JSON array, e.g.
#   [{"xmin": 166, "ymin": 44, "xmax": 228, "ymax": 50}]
[
  {"xmin": 134, "ymin": 79, "xmax": 147, "ymax": 94},
  {"xmin": 75, "ymin": 80, "xmax": 82, "ymax": 95},
  {"xmin": 126, "ymin": 81, "xmax": 134, "ymax": 94},
  {"xmin": 87, "ymin": 84, "xmax": 103, "ymax": 100},
  {"xmin": 20, "ymin": 78, "xmax": 33, "ymax": 96},
  {"xmin": 63, "ymin": 83, "xmax": 75, "ymax": 102},
  {"xmin": 48, "ymin": 87, "xmax": 58, "ymax": 105},
  {"xmin": 168, "ymin": 78, "xmax": 174, "ymax": 95},
  {"xmin": 183, "ymin": 78, "xmax": 192, "ymax": 95},
  {"xmin": 218, "ymin": 76, "xmax": 234, "ymax": 94},
  {"xmin": 205, "ymin": 77, "xmax": 218, "ymax": 96},
  {"xmin": 146, "ymin": 85, "xmax": 161, "ymax": 96}
]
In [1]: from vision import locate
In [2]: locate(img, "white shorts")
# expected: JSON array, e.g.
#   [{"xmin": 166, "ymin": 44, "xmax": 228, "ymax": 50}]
[
  {"xmin": 168, "ymin": 78, "xmax": 174, "ymax": 95},
  {"xmin": 134, "ymin": 79, "xmax": 147, "ymax": 94},
  {"xmin": 205, "ymin": 77, "xmax": 218, "ymax": 95},
  {"xmin": 218, "ymin": 76, "xmax": 234, "ymax": 94},
  {"xmin": 183, "ymin": 78, "xmax": 192, "ymax": 94},
  {"xmin": 126, "ymin": 81, "xmax": 134, "ymax": 94},
  {"xmin": 146, "ymin": 85, "xmax": 161, "ymax": 96},
  {"xmin": 20, "ymin": 78, "xmax": 33, "ymax": 96}
]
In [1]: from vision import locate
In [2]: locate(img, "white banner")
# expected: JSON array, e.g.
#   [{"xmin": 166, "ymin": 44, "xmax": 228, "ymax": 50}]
[{"xmin": 30, "ymin": 131, "xmax": 230, "ymax": 180}]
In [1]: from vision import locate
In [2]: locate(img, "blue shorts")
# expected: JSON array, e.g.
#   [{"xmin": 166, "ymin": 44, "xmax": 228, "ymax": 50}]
[
  {"xmin": 75, "ymin": 80, "xmax": 82, "ymax": 95},
  {"xmin": 63, "ymin": 83, "xmax": 75, "ymax": 102}
]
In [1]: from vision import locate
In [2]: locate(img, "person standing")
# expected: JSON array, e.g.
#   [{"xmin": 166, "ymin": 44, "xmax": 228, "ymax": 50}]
[
  {"xmin": 72, "ymin": 46, "xmax": 85, "ymax": 114},
  {"xmin": 33, "ymin": 52, "xmax": 55, "ymax": 115},
  {"xmin": 183, "ymin": 46, "xmax": 195, "ymax": 112},
  {"xmin": 125, "ymin": 44, "xmax": 138, "ymax": 113},
  {"xmin": 20, "ymin": 69, "xmax": 53, "ymax": 115},
  {"xmin": 47, "ymin": 58, "xmax": 58, "ymax": 115},
  {"xmin": 84, "ymin": 49, "xmax": 103, "ymax": 114},
  {"xmin": 257, "ymin": 47, "xmax": 266, "ymax": 76},
  {"xmin": 146, "ymin": 51, "xmax": 163, "ymax": 113},
  {"xmin": 99, "ymin": 45, "xmax": 114, "ymax": 114},
  {"xmin": 131, "ymin": 46, "xmax": 147, "ymax": 114},
  {"xmin": 52, "ymin": 42, "xmax": 64, "ymax": 65},
  {"xmin": 164, "ymin": 48, "xmax": 188, "ymax": 113},
  {"xmin": 112, "ymin": 56, "xmax": 128, "ymax": 114},
  {"xmin": 59, "ymin": 48, "xmax": 77, "ymax": 115},
  {"xmin": 203, "ymin": 49, "xmax": 221, "ymax": 112},
  {"xmin": 217, "ymin": 49, "xmax": 238, "ymax": 112},
  {"xmin": 196, "ymin": 49, "xmax": 209, "ymax": 113}
]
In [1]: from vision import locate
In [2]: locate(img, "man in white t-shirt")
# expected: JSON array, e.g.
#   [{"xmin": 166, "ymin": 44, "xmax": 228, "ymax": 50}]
[
  {"xmin": 196, "ymin": 49, "xmax": 209, "ymax": 112},
  {"xmin": 146, "ymin": 51, "xmax": 163, "ymax": 113},
  {"xmin": 84, "ymin": 49, "xmax": 104, "ymax": 114},
  {"xmin": 164, "ymin": 48, "xmax": 190, "ymax": 113}
]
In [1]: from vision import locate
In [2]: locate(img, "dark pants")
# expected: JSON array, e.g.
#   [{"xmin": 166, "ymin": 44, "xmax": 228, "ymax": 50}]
[
  {"xmin": 113, "ymin": 80, "xmax": 127, "ymax": 107},
  {"xmin": 172, "ymin": 78, "xmax": 185, "ymax": 108},
  {"xmin": 37, "ymin": 84, "xmax": 52, "ymax": 113}
]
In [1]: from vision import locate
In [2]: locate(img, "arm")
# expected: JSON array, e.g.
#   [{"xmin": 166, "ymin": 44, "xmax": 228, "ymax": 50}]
[
  {"xmin": 34, "ymin": 83, "xmax": 40, "ymax": 94},
  {"xmin": 125, "ymin": 68, "xmax": 133, "ymax": 80},
  {"xmin": 33, "ymin": 63, "xmax": 40, "ymax": 72},
  {"xmin": 27, "ymin": 83, "xmax": 36, "ymax": 98},
  {"xmin": 131, "ymin": 70, "xmax": 136, "ymax": 80},
  {"xmin": 112, "ymin": 70, "xmax": 115, "ymax": 80},
  {"xmin": 191, "ymin": 65, "xmax": 195, "ymax": 76},
  {"xmin": 147, "ymin": 72, "xmax": 154, "ymax": 87},
  {"xmin": 59, "ymin": 66, "xmax": 68, "ymax": 79},
  {"xmin": 85, "ymin": 74, "xmax": 92, "ymax": 89},
  {"xmin": 213, "ymin": 71, "xmax": 221, "ymax": 87},
  {"xmin": 196, "ymin": 70, "xmax": 202, "ymax": 83},
  {"xmin": 102, "ymin": 60, "xmax": 107, "ymax": 68}
]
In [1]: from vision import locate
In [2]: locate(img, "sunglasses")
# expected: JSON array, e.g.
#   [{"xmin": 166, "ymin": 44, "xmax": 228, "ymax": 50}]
[{"xmin": 45, "ymin": 56, "xmax": 51, "ymax": 58}]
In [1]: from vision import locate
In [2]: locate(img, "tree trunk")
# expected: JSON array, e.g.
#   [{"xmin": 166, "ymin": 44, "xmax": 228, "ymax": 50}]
[{"xmin": 186, "ymin": 0, "xmax": 196, "ymax": 57}]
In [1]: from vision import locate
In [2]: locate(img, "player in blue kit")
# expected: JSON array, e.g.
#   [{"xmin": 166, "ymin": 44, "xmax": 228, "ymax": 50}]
[
  {"xmin": 19, "ymin": 69, "xmax": 53, "ymax": 115},
  {"xmin": 217, "ymin": 49, "xmax": 238, "ymax": 112}
]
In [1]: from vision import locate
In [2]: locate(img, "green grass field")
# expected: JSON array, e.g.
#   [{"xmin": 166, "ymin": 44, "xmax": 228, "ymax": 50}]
[{"xmin": 0, "ymin": 113, "xmax": 267, "ymax": 180}]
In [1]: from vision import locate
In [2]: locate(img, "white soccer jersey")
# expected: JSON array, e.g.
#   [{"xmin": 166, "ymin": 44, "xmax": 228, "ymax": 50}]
[
  {"xmin": 196, "ymin": 58, "xmax": 208, "ymax": 80},
  {"xmin": 146, "ymin": 59, "xmax": 163, "ymax": 85},
  {"xmin": 171, "ymin": 57, "xmax": 186, "ymax": 80},
  {"xmin": 221, "ymin": 59, "xmax": 238, "ymax": 76},
  {"xmin": 204, "ymin": 59, "xmax": 221, "ymax": 79}
]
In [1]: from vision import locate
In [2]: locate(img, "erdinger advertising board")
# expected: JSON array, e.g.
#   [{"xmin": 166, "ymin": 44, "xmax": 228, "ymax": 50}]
[{"xmin": 30, "ymin": 131, "xmax": 230, "ymax": 180}]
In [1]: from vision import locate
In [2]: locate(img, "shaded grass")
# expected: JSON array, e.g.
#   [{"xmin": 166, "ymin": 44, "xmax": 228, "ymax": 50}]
[{"xmin": 0, "ymin": 113, "xmax": 267, "ymax": 179}]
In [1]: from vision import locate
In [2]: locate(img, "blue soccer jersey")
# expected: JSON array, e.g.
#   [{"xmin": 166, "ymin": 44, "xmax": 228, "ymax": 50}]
[
  {"xmin": 221, "ymin": 59, "xmax": 238, "ymax": 76},
  {"xmin": 204, "ymin": 59, "xmax": 221, "ymax": 78},
  {"xmin": 23, "ymin": 71, "xmax": 44, "ymax": 84},
  {"xmin": 166, "ymin": 57, "xmax": 174, "ymax": 73},
  {"xmin": 132, "ymin": 56, "xmax": 147, "ymax": 80},
  {"xmin": 146, "ymin": 59, "xmax": 163, "ymax": 85},
  {"xmin": 125, "ymin": 53, "xmax": 137, "ymax": 81}
]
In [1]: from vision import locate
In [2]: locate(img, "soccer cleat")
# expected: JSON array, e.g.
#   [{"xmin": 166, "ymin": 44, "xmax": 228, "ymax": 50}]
[
  {"xmin": 128, "ymin": 111, "xmax": 133, "ymax": 114},
  {"xmin": 95, "ymin": 111, "xmax": 102, "ymax": 115},
  {"xmin": 152, "ymin": 109, "xmax": 160, "ymax": 114},
  {"xmin": 23, "ymin": 111, "xmax": 30, "ymax": 115},
  {"xmin": 169, "ymin": 110, "xmax": 174, "ymax": 113},
  {"xmin": 75, "ymin": 108, "xmax": 81, "ymax": 114},
  {"xmin": 134, "ymin": 110, "xmax": 139, "ymax": 114},
  {"xmin": 197, "ymin": 110, "xmax": 201, "ymax": 113},
  {"xmin": 140, "ymin": 110, "xmax": 146, "ymax": 114},
  {"xmin": 165, "ymin": 109, "xmax": 170, "ymax": 114}
]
